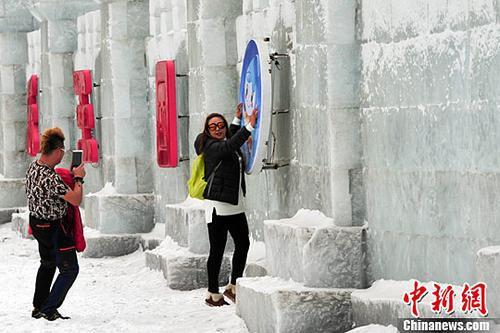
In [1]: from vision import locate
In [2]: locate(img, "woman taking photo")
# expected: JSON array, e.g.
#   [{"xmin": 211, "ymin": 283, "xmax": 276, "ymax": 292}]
[{"xmin": 194, "ymin": 103, "xmax": 257, "ymax": 306}]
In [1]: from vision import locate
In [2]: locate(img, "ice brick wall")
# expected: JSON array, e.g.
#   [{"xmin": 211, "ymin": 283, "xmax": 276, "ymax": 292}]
[
  {"xmin": 0, "ymin": 4, "xmax": 36, "ymax": 178},
  {"xmin": 0, "ymin": 32, "xmax": 30, "ymax": 178},
  {"xmin": 74, "ymin": 10, "xmax": 103, "ymax": 194},
  {"xmin": 237, "ymin": 0, "xmax": 362, "ymax": 238},
  {"xmin": 292, "ymin": 0, "xmax": 362, "ymax": 227},
  {"xmin": 186, "ymin": 0, "xmax": 241, "ymax": 157},
  {"xmin": 234, "ymin": 0, "xmax": 295, "ymax": 239},
  {"xmin": 147, "ymin": 0, "xmax": 190, "ymax": 224},
  {"xmin": 361, "ymin": 0, "xmax": 500, "ymax": 284},
  {"xmin": 99, "ymin": 0, "xmax": 152, "ymax": 195},
  {"xmin": 26, "ymin": 30, "xmax": 40, "ymax": 78},
  {"xmin": 75, "ymin": 10, "xmax": 101, "ymax": 71}
]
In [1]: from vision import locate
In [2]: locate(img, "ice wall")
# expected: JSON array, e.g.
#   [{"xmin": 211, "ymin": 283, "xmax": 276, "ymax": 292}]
[
  {"xmin": 0, "ymin": 3, "xmax": 36, "ymax": 178},
  {"xmin": 99, "ymin": 0, "xmax": 152, "ymax": 195},
  {"xmin": 234, "ymin": 0, "xmax": 295, "ymax": 239},
  {"xmin": 186, "ymin": 0, "xmax": 241, "ymax": 158},
  {"xmin": 73, "ymin": 10, "xmax": 103, "ymax": 194},
  {"xmin": 146, "ymin": 0, "xmax": 190, "ymax": 224},
  {"xmin": 361, "ymin": 0, "xmax": 500, "ymax": 284},
  {"xmin": 236, "ymin": 0, "xmax": 362, "ymax": 237}
]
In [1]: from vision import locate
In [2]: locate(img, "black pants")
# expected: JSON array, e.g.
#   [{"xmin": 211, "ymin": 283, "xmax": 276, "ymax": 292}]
[
  {"xmin": 207, "ymin": 211, "xmax": 250, "ymax": 294},
  {"xmin": 30, "ymin": 215, "xmax": 79, "ymax": 315}
]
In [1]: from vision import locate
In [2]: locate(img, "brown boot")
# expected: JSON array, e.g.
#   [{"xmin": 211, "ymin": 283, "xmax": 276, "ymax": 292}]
[
  {"xmin": 205, "ymin": 293, "xmax": 229, "ymax": 307},
  {"xmin": 223, "ymin": 284, "xmax": 236, "ymax": 303}
]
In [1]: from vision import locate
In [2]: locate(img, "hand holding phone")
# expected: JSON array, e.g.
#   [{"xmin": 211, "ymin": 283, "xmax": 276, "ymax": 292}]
[
  {"xmin": 72, "ymin": 164, "xmax": 86, "ymax": 179},
  {"xmin": 71, "ymin": 150, "xmax": 83, "ymax": 170}
]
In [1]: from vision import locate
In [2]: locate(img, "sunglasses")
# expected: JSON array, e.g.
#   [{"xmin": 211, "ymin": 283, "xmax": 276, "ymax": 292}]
[{"xmin": 208, "ymin": 122, "xmax": 226, "ymax": 131}]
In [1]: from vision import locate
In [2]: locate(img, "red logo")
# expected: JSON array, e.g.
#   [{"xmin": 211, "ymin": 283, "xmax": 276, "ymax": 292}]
[
  {"xmin": 72, "ymin": 70, "xmax": 98, "ymax": 163},
  {"xmin": 26, "ymin": 75, "xmax": 40, "ymax": 156},
  {"xmin": 155, "ymin": 60, "xmax": 178, "ymax": 168},
  {"xmin": 403, "ymin": 280, "xmax": 488, "ymax": 318},
  {"xmin": 462, "ymin": 282, "xmax": 488, "ymax": 316}
]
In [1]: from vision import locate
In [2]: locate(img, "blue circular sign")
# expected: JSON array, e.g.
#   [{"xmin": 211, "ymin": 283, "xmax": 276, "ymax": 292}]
[{"xmin": 239, "ymin": 39, "xmax": 270, "ymax": 174}]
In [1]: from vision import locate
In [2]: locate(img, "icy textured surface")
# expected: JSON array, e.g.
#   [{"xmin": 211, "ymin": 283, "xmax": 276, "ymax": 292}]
[
  {"xmin": 237, "ymin": 276, "xmax": 353, "ymax": 333},
  {"xmin": 361, "ymin": 0, "xmax": 500, "ymax": 284},
  {"xmin": 352, "ymin": 280, "xmax": 485, "ymax": 327},
  {"xmin": 74, "ymin": 10, "xmax": 101, "ymax": 70},
  {"xmin": 145, "ymin": 237, "xmax": 231, "ymax": 291},
  {"xmin": 0, "ymin": 178, "xmax": 25, "ymax": 209},
  {"xmin": 99, "ymin": 0, "xmax": 152, "ymax": 195},
  {"xmin": 147, "ymin": 0, "xmax": 190, "ymax": 219},
  {"xmin": 0, "ymin": 32, "xmax": 31, "ymax": 179},
  {"xmin": 85, "ymin": 192, "xmax": 154, "ymax": 234},
  {"xmin": 477, "ymin": 247, "xmax": 500, "ymax": 317},
  {"xmin": 83, "ymin": 224, "xmax": 165, "ymax": 258},
  {"xmin": 264, "ymin": 209, "xmax": 366, "ymax": 288},
  {"xmin": 83, "ymin": 233, "xmax": 141, "ymax": 258},
  {"xmin": 0, "ymin": 208, "xmax": 19, "ymax": 224},
  {"xmin": 10, "ymin": 209, "xmax": 31, "ymax": 239},
  {"xmin": 165, "ymin": 197, "xmax": 234, "ymax": 254}
]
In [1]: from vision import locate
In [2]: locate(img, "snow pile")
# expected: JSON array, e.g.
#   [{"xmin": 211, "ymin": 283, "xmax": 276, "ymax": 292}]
[
  {"xmin": 347, "ymin": 324, "xmax": 397, "ymax": 333},
  {"xmin": 477, "ymin": 246, "xmax": 500, "ymax": 257},
  {"xmin": 179, "ymin": 195, "xmax": 205, "ymax": 210},
  {"xmin": 264, "ymin": 209, "xmax": 365, "ymax": 288},
  {"xmin": 246, "ymin": 239, "xmax": 266, "ymax": 264},
  {"xmin": 238, "ymin": 276, "xmax": 306, "ymax": 295},
  {"xmin": 87, "ymin": 182, "xmax": 117, "ymax": 196},
  {"xmin": 267, "ymin": 209, "xmax": 334, "ymax": 228}
]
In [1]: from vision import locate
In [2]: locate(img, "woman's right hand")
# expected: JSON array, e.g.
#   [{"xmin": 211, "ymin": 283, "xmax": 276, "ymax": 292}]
[
  {"xmin": 73, "ymin": 164, "xmax": 86, "ymax": 179},
  {"xmin": 249, "ymin": 108, "xmax": 258, "ymax": 127}
]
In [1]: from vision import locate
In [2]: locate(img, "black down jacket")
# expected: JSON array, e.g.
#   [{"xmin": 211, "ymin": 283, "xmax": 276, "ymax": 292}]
[{"xmin": 194, "ymin": 124, "xmax": 251, "ymax": 205}]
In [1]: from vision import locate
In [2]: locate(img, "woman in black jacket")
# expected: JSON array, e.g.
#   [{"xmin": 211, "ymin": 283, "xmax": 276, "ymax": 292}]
[{"xmin": 195, "ymin": 103, "xmax": 257, "ymax": 306}]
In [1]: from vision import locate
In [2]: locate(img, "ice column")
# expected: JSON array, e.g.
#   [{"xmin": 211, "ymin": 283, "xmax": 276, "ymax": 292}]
[
  {"xmin": 99, "ymin": 0, "xmax": 151, "ymax": 194},
  {"xmin": 293, "ymin": 0, "xmax": 362, "ymax": 226},
  {"xmin": 186, "ymin": 0, "xmax": 242, "ymax": 157},
  {"xmin": 0, "ymin": 2, "xmax": 36, "ymax": 221},
  {"xmin": 147, "ymin": 0, "xmax": 190, "ymax": 224},
  {"xmin": 84, "ymin": 0, "xmax": 154, "ymax": 234},
  {"xmin": 27, "ymin": 1, "xmax": 99, "ymax": 148}
]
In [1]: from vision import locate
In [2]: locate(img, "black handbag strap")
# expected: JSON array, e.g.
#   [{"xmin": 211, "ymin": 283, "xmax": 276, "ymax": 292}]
[{"xmin": 206, "ymin": 160, "xmax": 222, "ymax": 195}]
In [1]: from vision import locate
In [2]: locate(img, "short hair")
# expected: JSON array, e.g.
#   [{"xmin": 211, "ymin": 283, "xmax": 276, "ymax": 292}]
[{"xmin": 40, "ymin": 127, "xmax": 65, "ymax": 155}]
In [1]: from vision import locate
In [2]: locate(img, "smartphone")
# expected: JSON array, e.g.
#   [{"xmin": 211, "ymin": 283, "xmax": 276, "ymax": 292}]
[{"xmin": 71, "ymin": 150, "xmax": 83, "ymax": 170}]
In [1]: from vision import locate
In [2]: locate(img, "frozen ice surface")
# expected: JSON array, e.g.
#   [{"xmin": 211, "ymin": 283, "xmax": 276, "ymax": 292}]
[
  {"xmin": 88, "ymin": 181, "xmax": 117, "ymax": 196},
  {"xmin": 10, "ymin": 209, "xmax": 31, "ymax": 239},
  {"xmin": 0, "ymin": 207, "xmax": 20, "ymax": 224},
  {"xmin": 165, "ymin": 197, "xmax": 234, "ymax": 254},
  {"xmin": 83, "ymin": 232, "xmax": 141, "ymax": 258},
  {"xmin": 85, "ymin": 190, "xmax": 154, "ymax": 234},
  {"xmin": 0, "ymin": 178, "xmax": 26, "ymax": 209},
  {"xmin": 477, "ymin": 246, "xmax": 500, "ymax": 317},
  {"xmin": 236, "ymin": 276, "xmax": 353, "ymax": 333},
  {"xmin": 145, "ymin": 236, "xmax": 232, "ymax": 290},
  {"xmin": 264, "ymin": 209, "xmax": 366, "ymax": 288}
]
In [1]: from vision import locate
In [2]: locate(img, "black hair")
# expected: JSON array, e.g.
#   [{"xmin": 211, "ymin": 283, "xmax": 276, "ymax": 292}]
[{"xmin": 197, "ymin": 113, "xmax": 230, "ymax": 152}]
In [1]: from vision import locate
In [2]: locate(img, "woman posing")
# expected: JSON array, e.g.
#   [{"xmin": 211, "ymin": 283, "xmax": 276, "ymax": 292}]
[{"xmin": 194, "ymin": 103, "xmax": 257, "ymax": 306}]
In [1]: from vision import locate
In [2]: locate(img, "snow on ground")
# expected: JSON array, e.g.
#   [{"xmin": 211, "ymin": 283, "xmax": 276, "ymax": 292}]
[
  {"xmin": 0, "ymin": 223, "xmax": 248, "ymax": 333},
  {"xmin": 347, "ymin": 324, "xmax": 397, "ymax": 333}
]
